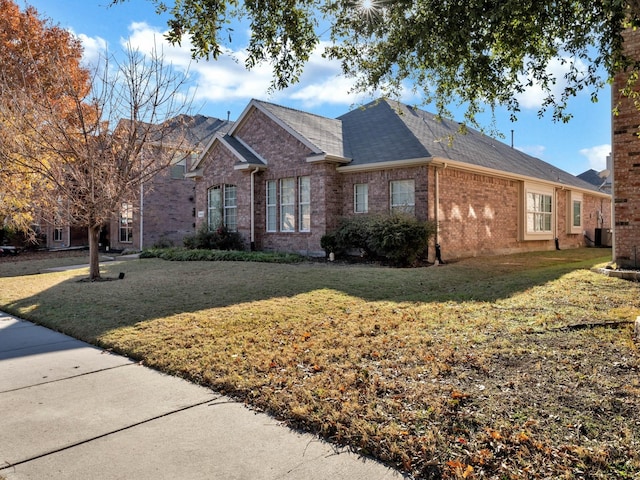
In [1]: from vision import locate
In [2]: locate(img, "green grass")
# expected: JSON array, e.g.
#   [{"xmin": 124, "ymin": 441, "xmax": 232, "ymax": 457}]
[{"xmin": 1, "ymin": 248, "xmax": 639, "ymax": 479}]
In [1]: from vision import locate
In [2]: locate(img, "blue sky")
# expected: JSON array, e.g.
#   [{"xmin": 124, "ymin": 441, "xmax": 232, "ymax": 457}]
[{"xmin": 24, "ymin": 0, "xmax": 612, "ymax": 175}]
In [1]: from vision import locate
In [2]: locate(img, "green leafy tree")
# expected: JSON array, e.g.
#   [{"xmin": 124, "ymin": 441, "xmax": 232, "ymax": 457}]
[{"xmin": 112, "ymin": 0, "xmax": 640, "ymax": 125}]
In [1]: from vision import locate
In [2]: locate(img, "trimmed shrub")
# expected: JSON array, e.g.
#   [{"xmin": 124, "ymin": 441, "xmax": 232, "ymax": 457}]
[
  {"xmin": 140, "ymin": 247, "xmax": 304, "ymax": 264},
  {"xmin": 327, "ymin": 214, "xmax": 436, "ymax": 266},
  {"xmin": 183, "ymin": 223, "xmax": 244, "ymax": 251}
]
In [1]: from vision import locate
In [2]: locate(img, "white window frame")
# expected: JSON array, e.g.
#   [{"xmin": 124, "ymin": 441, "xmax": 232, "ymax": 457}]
[
  {"xmin": 208, "ymin": 185, "xmax": 237, "ymax": 232},
  {"xmin": 119, "ymin": 202, "xmax": 134, "ymax": 243},
  {"xmin": 390, "ymin": 179, "xmax": 415, "ymax": 215},
  {"xmin": 523, "ymin": 183, "xmax": 554, "ymax": 240},
  {"xmin": 224, "ymin": 185, "xmax": 238, "ymax": 232},
  {"xmin": 568, "ymin": 191, "xmax": 583, "ymax": 234},
  {"xmin": 298, "ymin": 176, "xmax": 311, "ymax": 232},
  {"xmin": 280, "ymin": 178, "xmax": 295, "ymax": 232},
  {"xmin": 354, "ymin": 183, "xmax": 368, "ymax": 213},
  {"xmin": 207, "ymin": 186, "xmax": 222, "ymax": 230},
  {"xmin": 53, "ymin": 226, "xmax": 63, "ymax": 242},
  {"xmin": 266, "ymin": 180, "xmax": 277, "ymax": 232}
]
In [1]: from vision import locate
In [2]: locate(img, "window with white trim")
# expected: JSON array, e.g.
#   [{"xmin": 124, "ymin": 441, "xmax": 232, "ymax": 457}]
[
  {"xmin": 390, "ymin": 179, "xmax": 415, "ymax": 215},
  {"xmin": 208, "ymin": 186, "xmax": 222, "ymax": 229},
  {"xmin": 208, "ymin": 184, "xmax": 237, "ymax": 231},
  {"xmin": 568, "ymin": 191, "xmax": 583, "ymax": 234},
  {"xmin": 119, "ymin": 202, "xmax": 134, "ymax": 243},
  {"xmin": 266, "ymin": 180, "xmax": 277, "ymax": 232},
  {"xmin": 299, "ymin": 176, "xmax": 310, "ymax": 232},
  {"xmin": 224, "ymin": 185, "xmax": 237, "ymax": 232},
  {"xmin": 280, "ymin": 178, "xmax": 295, "ymax": 232},
  {"xmin": 354, "ymin": 183, "xmax": 368, "ymax": 213},
  {"xmin": 527, "ymin": 192, "xmax": 552, "ymax": 233}
]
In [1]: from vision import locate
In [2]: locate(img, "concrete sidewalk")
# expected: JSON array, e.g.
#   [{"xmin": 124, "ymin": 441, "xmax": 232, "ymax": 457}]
[{"xmin": 0, "ymin": 312, "xmax": 402, "ymax": 480}]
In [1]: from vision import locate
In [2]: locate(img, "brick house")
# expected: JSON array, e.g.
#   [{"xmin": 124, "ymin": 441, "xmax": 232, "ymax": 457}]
[
  {"xmin": 612, "ymin": 29, "xmax": 640, "ymax": 269},
  {"xmin": 190, "ymin": 98, "xmax": 611, "ymax": 261},
  {"xmin": 43, "ymin": 114, "xmax": 232, "ymax": 251}
]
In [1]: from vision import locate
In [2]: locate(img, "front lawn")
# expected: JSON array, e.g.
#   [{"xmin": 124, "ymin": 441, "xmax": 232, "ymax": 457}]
[{"xmin": 1, "ymin": 248, "xmax": 638, "ymax": 479}]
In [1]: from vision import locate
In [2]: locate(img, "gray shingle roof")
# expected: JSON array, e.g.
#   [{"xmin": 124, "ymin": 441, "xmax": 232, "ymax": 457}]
[
  {"xmin": 169, "ymin": 114, "xmax": 233, "ymax": 151},
  {"xmin": 222, "ymin": 134, "xmax": 264, "ymax": 166},
  {"xmin": 338, "ymin": 99, "xmax": 602, "ymax": 192},
  {"xmin": 256, "ymin": 100, "xmax": 346, "ymax": 158}
]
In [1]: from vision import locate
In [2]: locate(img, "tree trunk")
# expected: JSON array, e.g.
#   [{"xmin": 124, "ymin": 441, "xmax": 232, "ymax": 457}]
[{"xmin": 88, "ymin": 224, "xmax": 101, "ymax": 280}]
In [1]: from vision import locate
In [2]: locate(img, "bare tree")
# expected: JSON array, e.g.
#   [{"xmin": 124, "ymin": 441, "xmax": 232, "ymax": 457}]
[{"xmin": 1, "ymin": 44, "xmax": 193, "ymax": 279}]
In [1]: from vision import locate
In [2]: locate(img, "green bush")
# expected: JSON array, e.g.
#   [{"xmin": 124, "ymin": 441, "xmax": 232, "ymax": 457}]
[
  {"xmin": 183, "ymin": 223, "xmax": 244, "ymax": 251},
  {"xmin": 141, "ymin": 247, "xmax": 304, "ymax": 264},
  {"xmin": 327, "ymin": 214, "xmax": 436, "ymax": 266}
]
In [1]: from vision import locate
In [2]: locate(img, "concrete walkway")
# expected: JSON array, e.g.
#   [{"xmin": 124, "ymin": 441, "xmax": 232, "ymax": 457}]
[{"xmin": 0, "ymin": 311, "xmax": 402, "ymax": 480}]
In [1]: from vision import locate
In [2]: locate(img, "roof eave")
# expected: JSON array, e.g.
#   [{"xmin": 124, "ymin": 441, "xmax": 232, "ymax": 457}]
[
  {"xmin": 185, "ymin": 168, "xmax": 203, "ymax": 179},
  {"xmin": 430, "ymin": 157, "xmax": 611, "ymax": 198},
  {"xmin": 306, "ymin": 153, "xmax": 351, "ymax": 164},
  {"xmin": 336, "ymin": 157, "xmax": 430, "ymax": 173},
  {"xmin": 234, "ymin": 163, "xmax": 268, "ymax": 171}
]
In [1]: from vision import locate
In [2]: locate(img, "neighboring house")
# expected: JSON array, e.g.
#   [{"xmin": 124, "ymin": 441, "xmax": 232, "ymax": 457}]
[
  {"xmin": 189, "ymin": 98, "xmax": 611, "ymax": 261},
  {"xmin": 43, "ymin": 114, "xmax": 232, "ymax": 251},
  {"xmin": 612, "ymin": 28, "xmax": 640, "ymax": 269}
]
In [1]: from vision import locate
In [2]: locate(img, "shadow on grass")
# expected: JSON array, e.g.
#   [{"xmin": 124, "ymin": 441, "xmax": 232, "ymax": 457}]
[{"xmin": 0, "ymin": 248, "xmax": 613, "ymax": 345}]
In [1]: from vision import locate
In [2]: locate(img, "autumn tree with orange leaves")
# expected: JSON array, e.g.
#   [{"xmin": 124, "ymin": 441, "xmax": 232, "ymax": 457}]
[
  {"xmin": 0, "ymin": 0, "xmax": 90, "ymax": 234},
  {"xmin": 0, "ymin": 0, "xmax": 193, "ymax": 280}
]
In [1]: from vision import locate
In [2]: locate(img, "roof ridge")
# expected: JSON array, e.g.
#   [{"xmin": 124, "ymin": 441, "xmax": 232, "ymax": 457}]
[{"xmin": 254, "ymin": 98, "xmax": 339, "ymax": 122}]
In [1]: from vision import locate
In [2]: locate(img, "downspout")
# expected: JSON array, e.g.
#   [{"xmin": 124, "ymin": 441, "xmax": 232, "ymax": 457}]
[
  {"xmin": 554, "ymin": 188, "xmax": 560, "ymax": 250},
  {"xmin": 250, "ymin": 167, "xmax": 259, "ymax": 250},
  {"xmin": 139, "ymin": 177, "xmax": 144, "ymax": 250},
  {"xmin": 610, "ymin": 83, "xmax": 616, "ymax": 263},
  {"xmin": 434, "ymin": 165, "xmax": 440, "ymax": 246}
]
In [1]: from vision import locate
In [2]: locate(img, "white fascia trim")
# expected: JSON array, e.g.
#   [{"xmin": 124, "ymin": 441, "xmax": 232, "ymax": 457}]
[
  {"xmin": 234, "ymin": 163, "xmax": 267, "ymax": 171},
  {"xmin": 337, "ymin": 157, "xmax": 430, "ymax": 173},
  {"xmin": 306, "ymin": 153, "xmax": 351, "ymax": 164},
  {"xmin": 190, "ymin": 132, "xmax": 224, "ymax": 170},
  {"xmin": 430, "ymin": 157, "xmax": 611, "ymax": 199},
  {"xmin": 185, "ymin": 168, "xmax": 203, "ymax": 179}
]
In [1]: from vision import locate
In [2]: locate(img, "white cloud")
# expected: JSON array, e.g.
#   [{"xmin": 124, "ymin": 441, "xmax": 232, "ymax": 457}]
[
  {"xmin": 516, "ymin": 56, "xmax": 589, "ymax": 111},
  {"xmin": 120, "ymin": 24, "xmax": 381, "ymax": 112},
  {"xmin": 579, "ymin": 144, "xmax": 610, "ymax": 171},
  {"xmin": 516, "ymin": 144, "xmax": 546, "ymax": 159},
  {"xmin": 76, "ymin": 32, "xmax": 108, "ymax": 68}
]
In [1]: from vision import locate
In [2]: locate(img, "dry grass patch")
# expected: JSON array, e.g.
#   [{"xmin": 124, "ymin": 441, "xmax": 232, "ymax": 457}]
[{"xmin": 1, "ymin": 248, "xmax": 639, "ymax": 478}]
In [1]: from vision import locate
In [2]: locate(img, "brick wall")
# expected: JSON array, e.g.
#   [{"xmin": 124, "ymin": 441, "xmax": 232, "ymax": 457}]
[
  {"xmin": 139, "ymin": 167, "xmax": 197, "ymax": 248},
  {"xmin": 612, "ymin": 29, "xmax": 640, "ymax": 268},
  {"xmin": 432, "ymin": 166, "xmax": 610, "ymax": 260},
  {"xmin": 338, "ymin": 166, "xmax": 429, "ymax": 220}
]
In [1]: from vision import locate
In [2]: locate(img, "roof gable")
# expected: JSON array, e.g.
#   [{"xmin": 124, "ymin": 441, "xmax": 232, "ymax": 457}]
[{"xmin": 231, "ymin": 99, "xmax": 346, "ymax": 159}]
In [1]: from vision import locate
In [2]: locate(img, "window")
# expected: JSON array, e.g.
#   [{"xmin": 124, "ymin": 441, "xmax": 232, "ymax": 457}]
[
  {"xmin": 280, "ymin": 178, "xmax": 295, "ymax": 232},
  {"xmin": 390, "ymin": 179, "xmax": 415, "ymax": 215},
  {"xmin": 527, "ymin": 192, "xmax": 552, "ymax": 233},
  {"xmin": 54, "ymin": 227, "xmax": 63, "ymax": 242},
  {"xmin": 224, "ymin": 185, "xmax": 237, "ymax": 232},
  {"xmin": 266, "ymin": 180, "xmax": 277, "ymax": 232},
  {"xmin": 170, "ymin": 160, "xmax": 186, "ymax": 179},
  {"xmin": 119, "ymin": 202, "xmax": 134, "ymax": 243},
  {"xmin": 568, "ymin": 191, "xmax": 583, "ymax": 234},
  {"xmin": 354, "ymin": 183, "xmax": 368, "ymax": 213},
  {"xmin": 572, "ymin": 201, "xmax": 581, "ymax": 227},
  {"xmin": 299, "ymin": 176, "xmax": 310, "ymax": 232},
  {"xmin": 207, "ymin": 186, "xmax": 222, "ymax": 229},
  {"xmin": 208, "ymin": 185, "xmax": 237, "ymax": 231}
]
